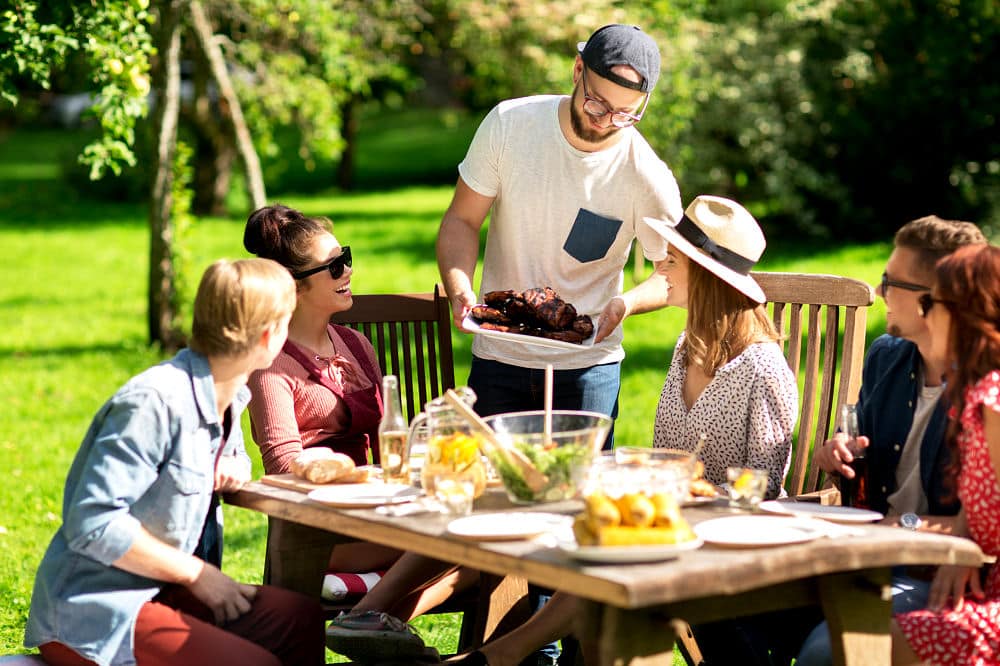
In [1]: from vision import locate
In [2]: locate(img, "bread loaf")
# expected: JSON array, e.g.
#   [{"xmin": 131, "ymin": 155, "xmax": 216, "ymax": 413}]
[
  {"xmin": 291, "ymin": 448, "xmax": 355, "ymax": 484},
  {"xmin": 335, "ymin": 465, "xmax": 371, "ymax": 484}
]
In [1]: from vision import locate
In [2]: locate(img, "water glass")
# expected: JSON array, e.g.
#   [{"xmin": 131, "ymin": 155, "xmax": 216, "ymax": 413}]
[
  {"xmin": 726, "ymin": 467, "xmax": 768, "ymax": 509},
  {"xmin": 431, "ymin": 469, "xmax": 477, "ymax": 516}
]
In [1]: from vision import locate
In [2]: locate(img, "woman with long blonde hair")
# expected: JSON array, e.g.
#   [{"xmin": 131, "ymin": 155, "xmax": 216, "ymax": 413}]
[{"xmin": 649, "ymin": 195, "xmax": 796, "ymax": 499}]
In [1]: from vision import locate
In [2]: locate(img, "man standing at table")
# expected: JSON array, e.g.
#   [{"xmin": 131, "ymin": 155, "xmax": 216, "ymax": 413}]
[
  {"xmin": 436, "ymin": 24, "xmax": 683, "ymax": 449},
  {"xmin": 793, "ymin": 215, "xmax": 986, "ymax": 666}
]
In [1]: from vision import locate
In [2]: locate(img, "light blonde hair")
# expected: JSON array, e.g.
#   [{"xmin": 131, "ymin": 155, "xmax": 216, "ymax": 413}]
[
  {"xmin": 683, "ymin": 260, "xmax": 780, "ymax": 375},
  {"xmin": 189, "ymin": 258, "xmax": 296, "ymax": 358}
]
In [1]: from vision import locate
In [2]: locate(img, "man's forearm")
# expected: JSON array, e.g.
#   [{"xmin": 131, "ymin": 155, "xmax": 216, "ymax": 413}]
[{"xmin": 436, "ymin": 213, "xmax": 480, "ymax": 303}]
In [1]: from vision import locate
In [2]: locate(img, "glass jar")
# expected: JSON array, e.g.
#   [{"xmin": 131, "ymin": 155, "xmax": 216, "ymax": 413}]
[{"xmin": 407, "ymin": 387, "xmax": 488, "ymax": 498}]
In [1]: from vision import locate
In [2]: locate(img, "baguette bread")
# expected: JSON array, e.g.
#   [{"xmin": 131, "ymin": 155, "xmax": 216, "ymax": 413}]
[{"xmin": 291, "ymin": 448, "xmax": 356, "ymax": 484}]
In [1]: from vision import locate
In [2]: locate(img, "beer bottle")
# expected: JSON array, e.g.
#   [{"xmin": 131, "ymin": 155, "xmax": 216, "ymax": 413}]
[{"xmin": 378, "ymin": 375, "xmax": 410, "ymax": 484}]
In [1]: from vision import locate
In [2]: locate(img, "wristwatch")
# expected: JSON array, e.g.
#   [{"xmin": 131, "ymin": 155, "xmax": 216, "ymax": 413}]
[{"xmin": 900, "ymin": 512, "xmax": 923, "ymax": 531}]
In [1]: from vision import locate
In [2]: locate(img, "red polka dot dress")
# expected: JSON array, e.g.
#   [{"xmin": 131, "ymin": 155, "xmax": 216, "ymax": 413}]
[{"xmin": 897, "ymin": 371, "xmax": 1000, "ymax": 664}]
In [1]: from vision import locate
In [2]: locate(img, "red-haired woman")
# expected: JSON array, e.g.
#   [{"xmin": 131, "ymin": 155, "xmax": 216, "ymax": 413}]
[{"xmin": 893, "ymin": 243, "xmax": 1000, "ymax": 665}]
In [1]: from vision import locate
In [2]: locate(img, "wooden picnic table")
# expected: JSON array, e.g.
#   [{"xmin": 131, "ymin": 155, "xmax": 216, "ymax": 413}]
[{"xmin": 226, "ymin": 481, "xmax": 985, "ymax": 666}]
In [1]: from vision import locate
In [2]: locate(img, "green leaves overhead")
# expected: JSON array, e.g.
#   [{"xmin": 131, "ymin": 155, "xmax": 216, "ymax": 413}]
[{"xmin": 1, "ymin": 1, "xmax": 153, "ymax": 179}]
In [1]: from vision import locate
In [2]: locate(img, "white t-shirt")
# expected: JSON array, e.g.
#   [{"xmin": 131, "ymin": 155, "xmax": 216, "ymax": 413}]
[
  {"xmin": 887, "ymin": 381, "xmax": 944, "ymax": 516},
  {"xmin": 458, "ymin": 95, "xmax": 683, "ymax": 369}
]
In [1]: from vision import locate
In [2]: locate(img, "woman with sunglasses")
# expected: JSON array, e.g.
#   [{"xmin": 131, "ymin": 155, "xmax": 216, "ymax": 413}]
[
  {"xmin": 892, "ymin": 243, "xmax": 1000, "ymax": 665},
  {"xmin": 244, "ymin": 203, "xmax": 381, "ymax": 472},
  {"xmin": 244, "ymin": 205, "xmax": 472, "ymax": 648}
]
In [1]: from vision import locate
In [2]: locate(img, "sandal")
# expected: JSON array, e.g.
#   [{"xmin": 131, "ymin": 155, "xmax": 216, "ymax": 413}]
[{"xmin": 326, "ymin": 610, "xmax": 430, "ymax": 663}]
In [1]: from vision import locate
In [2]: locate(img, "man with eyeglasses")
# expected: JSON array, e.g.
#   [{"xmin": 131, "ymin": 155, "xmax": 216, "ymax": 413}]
[
  {"xmin": 437, "ymin": 24, "xmax": 682, "ymax": 451},
  {"xmin": 794, "ymin": 215, "xmax": 987, "ymax": 666},
  {"xmin": 436, "ymin": 24, "xmax": 681, "ymax": 666}
]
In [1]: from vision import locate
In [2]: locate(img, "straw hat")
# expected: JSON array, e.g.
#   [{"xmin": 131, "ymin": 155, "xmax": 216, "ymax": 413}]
[{"xmin": 641, "ymin": 195, "xmax": 766, "ymax": 303}]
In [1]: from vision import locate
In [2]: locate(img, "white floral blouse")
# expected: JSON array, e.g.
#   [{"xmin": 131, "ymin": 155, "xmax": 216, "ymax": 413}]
[{"xmin": 652, "ymin": 332, "xmax": 798, "ymax": 499}]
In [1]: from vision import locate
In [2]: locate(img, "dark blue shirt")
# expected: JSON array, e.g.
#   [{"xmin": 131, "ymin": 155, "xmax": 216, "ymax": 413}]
[{"xmin": 858, "ymin": 334, "xmax": 957, "ymax": 516}]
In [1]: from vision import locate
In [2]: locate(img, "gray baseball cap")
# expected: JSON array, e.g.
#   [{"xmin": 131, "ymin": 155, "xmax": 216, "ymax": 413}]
[{"xmin": 577, "ymin": 24, "xmax": 660, "ymax": 93}]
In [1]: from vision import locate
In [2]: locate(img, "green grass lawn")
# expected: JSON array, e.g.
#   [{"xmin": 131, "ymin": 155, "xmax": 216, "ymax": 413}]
[{"xmin": 0, "ymin": 124, "xmax": 891, "ymax": 661}]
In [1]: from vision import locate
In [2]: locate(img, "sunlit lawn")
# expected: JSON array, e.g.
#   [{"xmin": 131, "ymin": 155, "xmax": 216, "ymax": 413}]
[{"xmin": 0, "ymin": 125, "xmax": 889, "ymax": 662}]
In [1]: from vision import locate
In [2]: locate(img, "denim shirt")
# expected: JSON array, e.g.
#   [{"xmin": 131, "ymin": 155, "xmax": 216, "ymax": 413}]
[
  {"xmin": 24, "ymin": 349, "xmax": 252, "ymax": 666},
  {"xmin": 858, "ymin": 334, "xmax": 958, "ymax": 517}
]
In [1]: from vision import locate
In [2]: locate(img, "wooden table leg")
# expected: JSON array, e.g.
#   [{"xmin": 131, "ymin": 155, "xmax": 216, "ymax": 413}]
[
  {"xmin": 576, "ymin": 599, "xmax": 677, "ymax": 665},
  {"xmin": 458, "ymin": 574, "xmax": 530, "ymax": 651},
  {"xmin": 819, "ymin": 568, "xmax": 892, "ymax": 666}
]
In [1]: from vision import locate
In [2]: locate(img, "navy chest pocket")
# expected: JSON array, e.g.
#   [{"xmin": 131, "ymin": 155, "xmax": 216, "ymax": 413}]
[{"xmin": 563, "ymin": 209, "xmax": 623, "ymax": 263}]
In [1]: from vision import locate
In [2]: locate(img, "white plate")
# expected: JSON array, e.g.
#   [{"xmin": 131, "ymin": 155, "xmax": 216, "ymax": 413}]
[
  {"xmin": 462, "ymin": 314, "xmax": 595, "ymax": 351},
  {"xmin": 758, "ymin": 500, "xmax": 884, "ymax": 524},
  {"xmin": 447, "ymin": 512, "xmax": 573, "ymax": 541},
  {"xmin": 694, "ymin": 515, "xmax": 827, "ymax": 548},
  {"xmin": 307, "ymin": 483, "xmax": 422, "ymax": 508},
  {"xmin": 559, "ymin": 537, "xmax": 703, "ymax": 564}
]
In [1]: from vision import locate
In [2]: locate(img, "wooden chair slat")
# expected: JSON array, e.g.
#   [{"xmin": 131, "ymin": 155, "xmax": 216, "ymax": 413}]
[{"xmin": 751, "ymin": 272, "xmax": 875, "ymax": 497}]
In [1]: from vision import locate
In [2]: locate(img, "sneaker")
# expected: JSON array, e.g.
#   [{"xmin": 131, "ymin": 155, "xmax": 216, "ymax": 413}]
[{"xmin": 326, "ymin": 610, "xmax": 429, "ymax": 663}]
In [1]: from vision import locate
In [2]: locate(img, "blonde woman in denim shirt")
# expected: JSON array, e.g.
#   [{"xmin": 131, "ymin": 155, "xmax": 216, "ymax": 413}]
[{"xmin": 25, "ymin": 259, "xmax": 324, "ymax": 666}]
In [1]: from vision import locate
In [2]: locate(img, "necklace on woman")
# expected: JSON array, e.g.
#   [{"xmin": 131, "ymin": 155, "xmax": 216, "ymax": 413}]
[{"xmin": 313, "ymin": 333, "xmax": 337, "ymax": 364}]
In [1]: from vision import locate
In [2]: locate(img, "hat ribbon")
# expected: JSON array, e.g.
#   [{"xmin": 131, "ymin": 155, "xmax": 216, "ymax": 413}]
[{"xmin": 675, "ymin": 215, "xmax": 756, "ymax": 275}]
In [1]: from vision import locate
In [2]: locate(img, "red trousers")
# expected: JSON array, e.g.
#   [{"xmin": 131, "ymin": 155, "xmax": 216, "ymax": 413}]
[{"xmin": 40, "ymin": 585, "xmax": 324, "ymax": 666}]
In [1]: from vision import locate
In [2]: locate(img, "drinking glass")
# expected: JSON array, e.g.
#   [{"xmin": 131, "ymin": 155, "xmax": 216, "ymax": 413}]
[
  {"xmin": 726, "ymin": 467, "xmax": 768, "ymax": 509},
  {"xmin": 431, "ymin": 468, "xmax": 477, "ymax": 516}
]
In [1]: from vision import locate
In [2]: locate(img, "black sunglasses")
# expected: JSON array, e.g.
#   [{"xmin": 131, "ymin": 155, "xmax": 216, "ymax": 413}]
[
  {"xmin": 291, "ymin": 246, "xmax": 352, "ymax": 280},
  {"xmin": 880, "ymin": 271, "xmax": 930, "ymax": 294},
  {"xmin": 917, "ymin": 293, "xmax": 951, "ymax": 318}
]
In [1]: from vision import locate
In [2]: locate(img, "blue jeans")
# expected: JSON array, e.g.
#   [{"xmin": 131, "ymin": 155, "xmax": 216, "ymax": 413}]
[
  {"xmin": 468, "ymin": 357, "xmax": 620, "ymax": 450},
  {"xmin": 795, "ymin": 572, "xmax": 931, "ymax": 666}
]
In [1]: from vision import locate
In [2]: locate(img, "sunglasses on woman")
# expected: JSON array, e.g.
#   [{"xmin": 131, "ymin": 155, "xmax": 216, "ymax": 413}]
[
  {"xmin": 917, "ymin": 292, "xmax": 950, "ymax": 318},
  {"xmin": 291, "ymin": 246, "xmax": 352, "ymax": 280}
]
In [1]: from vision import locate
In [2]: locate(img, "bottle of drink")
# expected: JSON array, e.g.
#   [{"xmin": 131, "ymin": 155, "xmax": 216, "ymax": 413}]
[
  {"xmin": 378, "ymin": 375, "xmax": 410, "ymax": 485},
  {"xmin": 838, "ymin": 403, "xmax": 869, "ymax": 508}
]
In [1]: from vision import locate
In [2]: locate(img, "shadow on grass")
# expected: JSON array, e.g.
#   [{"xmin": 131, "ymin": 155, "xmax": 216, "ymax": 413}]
[{"xmin": 0, "ymin": 342, "xmax": 154, "ymax": 359}]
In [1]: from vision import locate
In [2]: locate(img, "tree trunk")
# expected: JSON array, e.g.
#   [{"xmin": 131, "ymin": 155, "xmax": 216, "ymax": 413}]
[
  {"xmin": 189, "ymin": 47, "xmax": 235, "ymax": 216},
  {"xmin": 336, "ymin": 95, "xmax": 358, "ymax": 191},
  {"xmin": 189, "ymin": 0, "xmax": 266, "ymax": 210},
  {"xmin": 148, "ymin": 0, "xmax": 185, "ymax": 349}
]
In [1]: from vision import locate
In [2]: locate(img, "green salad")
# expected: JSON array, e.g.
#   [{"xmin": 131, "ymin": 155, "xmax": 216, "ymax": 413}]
[{"xmin": 494, "ymin": 441, "xmax": 592, "ymax": 503}]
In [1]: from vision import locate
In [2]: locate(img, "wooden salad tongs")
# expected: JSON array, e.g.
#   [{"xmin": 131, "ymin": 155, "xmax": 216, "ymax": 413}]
[{"xmin": 442, "ymin": 388, "xmax": 549, "ymax": 494}]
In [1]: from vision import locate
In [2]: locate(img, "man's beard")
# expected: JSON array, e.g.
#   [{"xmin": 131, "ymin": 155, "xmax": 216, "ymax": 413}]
[
  {"xmin": 569, "ymin": 87, "xmax": 620, "ymax": 145},
  {"xmin": 887, "ymin": 323, "xmax": 901, "ymax": 337}
]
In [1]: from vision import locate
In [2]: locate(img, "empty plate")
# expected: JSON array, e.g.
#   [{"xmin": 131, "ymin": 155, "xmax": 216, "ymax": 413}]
[
  {"xmin": 758, "ymin": 500, "xmax": 884, "ymax": 524},
  {"xmin": 447, "ymin": 512, "xmax": 572, "ymax": 541},
  {"xmin": 307, "ymin": 483, "xmax": 421, "ymax": 508},
  {"xmin": 694, "ymin": 515, "xmax": 827, "ymax": 548}
]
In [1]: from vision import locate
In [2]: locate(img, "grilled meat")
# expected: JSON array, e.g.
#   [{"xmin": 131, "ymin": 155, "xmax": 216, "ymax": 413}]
[
  {"xmin": 571, "ymin": 315, "xmax": 594, "ymax": 338},
  {"xmin": 469, "ymin": 286, "xmax": 591, "ymax": 344},
  {"xmin": 521, "ymin": 287, "xmax": 576, "ymax": 330},
  {"xmin": 470, "ymin": 305, "xmax": 512, "ymax": 325}
]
